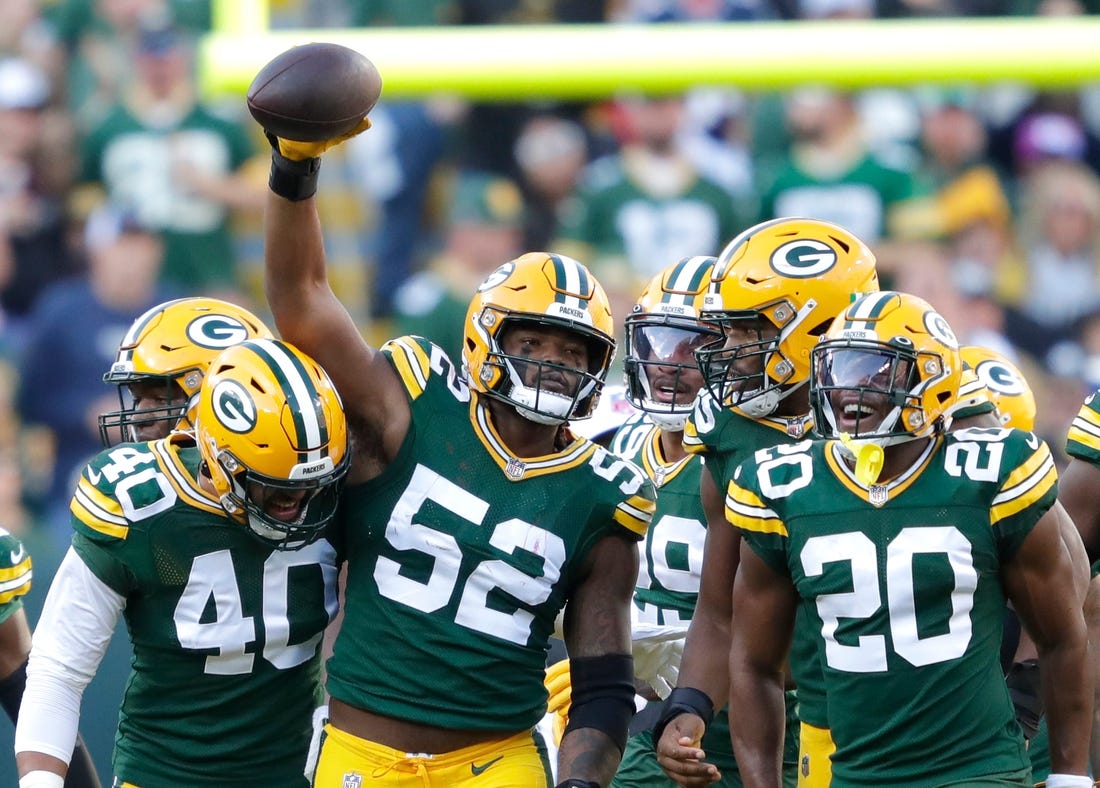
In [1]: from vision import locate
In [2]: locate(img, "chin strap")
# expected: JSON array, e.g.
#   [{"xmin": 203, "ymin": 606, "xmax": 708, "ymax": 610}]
[{"xmin": 839, "ymin": 433, "xmax": 885, "ymax": 485}]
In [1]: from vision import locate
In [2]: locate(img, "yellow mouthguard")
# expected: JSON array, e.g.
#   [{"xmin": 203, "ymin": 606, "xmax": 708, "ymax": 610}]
[{"xmin": 839, "ymin": 433, "xmax": 884, "ymax": 486}]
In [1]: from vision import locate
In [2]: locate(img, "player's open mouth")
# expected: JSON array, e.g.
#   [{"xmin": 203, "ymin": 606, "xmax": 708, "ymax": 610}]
[
  {"xmin": 653, "ymin": 381, "xmax": 691, "ymax": 404},
  {"xmin": 267, "ymin": 500, "xmax": 304, "ymax": 521},
  {"xmin": 836, "ymin": 399, "xmax": 884, "ymax": 431}
]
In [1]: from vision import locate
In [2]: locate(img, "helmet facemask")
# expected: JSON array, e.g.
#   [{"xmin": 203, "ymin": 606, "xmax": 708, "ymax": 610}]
[
  {"xmin": 810, "ymin": 341, "xmax": 943, "ymax": 451},
  {"xmin": 208, "ymin": 446, "xmax": 348, "ymax": 551},
  {"xmin": 98, "ymin": 373, "xmax": 198, "ymax": 446},
  {"xmin": 625, "ymin": 316, "xmax": 717, "ymax": 431},
  {"xmin": 477, "ymin": 315, "xmax": 614, "ymax": 426},
  {"xmin": 695, "ymin": 309, "xmax": 796, "ymax": 417}
]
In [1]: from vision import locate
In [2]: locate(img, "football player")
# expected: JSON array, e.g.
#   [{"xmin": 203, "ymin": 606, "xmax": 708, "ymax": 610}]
[
  {"xmin": 654, "ymin": 218, "xmax": 879, "ymax": 788},
  {"xmin": 15, "ymin": 339, "xmax": 349, "ymax": 787},
  {"xmin": 611, "ymin": 256, "xmax": 737, "ymax": 786},
  {"xmin": 544, "ymin": 256, "xmax": 726, "ymax": 784},
  {"xmin": 99, "ymin": 296, "xmax": 273, "ymax": 446},
  {"xmin": 727, "ymin": 291, "xmax": 1090, "ymax": 787},
  {"xmin": 260, "ymin": 126, "xmax": 656, "ymax": 787},
  {"xmin": 1054, "ymin": 385, "xmax": 1100, "ymax": 777}
]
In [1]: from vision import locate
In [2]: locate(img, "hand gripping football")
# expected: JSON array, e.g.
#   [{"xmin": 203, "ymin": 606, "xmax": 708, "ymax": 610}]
[{"xmin": 247, "ymin": 42, "xmax": 382, "ymax": 142}]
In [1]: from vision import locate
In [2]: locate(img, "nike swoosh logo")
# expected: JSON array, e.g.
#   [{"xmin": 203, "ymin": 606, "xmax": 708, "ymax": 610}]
[
  {"xmin": 1026, "ymin": 433, "xmax": 1040, "ymax": 451},
  {"xmin": 87, "ymin": 467, "xmax": 102, "ymax": 485},
  {"xmin": 470, "ymin": 756, "xmax": 503, "ymax": 776},
  {"xmin": 9, "ymin": 545, "xmax": 24, "ymax": 564}
]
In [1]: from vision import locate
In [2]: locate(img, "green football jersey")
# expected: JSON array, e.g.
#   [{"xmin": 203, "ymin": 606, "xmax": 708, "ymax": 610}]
[
  {"xmin": 0, "ymin": 527, "xmax": 32, "ymax": 625},
  {"xmin": 70, "ymin": 435, "xmax": 338, "ymax": 787},
  {"xmin": 683, "ymin": 389, "xmax": 814, "ymax": 493},
  {"xmin": 684, "ymin": 390, "xmax": 826, "ymax": 729},
  {"xmin": 729, "ymin": 428, "xmax": 1054, "ymax": 787},
  {"xmin": 610, "ymin": 412, "xmax": 745, "ymax": 783},
  {"xmin": 1065, "ymin": 388, "xmax": 1100, "ymax": 463},
  {"xmin": 612, "ymin": 413, "xmax": 706, "ymax": 627},
  {"xmin": 326, "ymin": 336, "xmax": 656, "ymax": 732}
]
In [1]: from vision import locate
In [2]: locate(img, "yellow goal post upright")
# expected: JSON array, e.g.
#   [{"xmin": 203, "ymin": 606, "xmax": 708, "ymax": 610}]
[{"xmin": 199, "ymin": 0, "xmax": 1100, "ymax": 102}]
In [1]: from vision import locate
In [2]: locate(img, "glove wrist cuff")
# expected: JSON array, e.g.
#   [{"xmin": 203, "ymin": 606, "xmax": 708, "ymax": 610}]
[{"xmin": 269, "ymin": 147, "xmax": 321, "ymax": 202}]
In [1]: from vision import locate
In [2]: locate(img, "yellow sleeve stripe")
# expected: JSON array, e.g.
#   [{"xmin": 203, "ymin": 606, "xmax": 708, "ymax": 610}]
[
  {"xmin": 682, "ymin": 421, "xmax": 705, "ymax": 454},
  {"xmin": 383, "ymin": 337, "xmax": 431, "ymax": 399},
  {"xmin": 0, "ymin": 560, "xmax": 32, "ymax": 604},
  {"xmin": 726, "ymin": 481, "xmax": 787, "ymax": 536},
  {"xmin": 614, "ymin": 494, "xmax": 656, "ymax": 536},
  {"xmin": 71, "ymin": 480, "xmax": 129, "ymax": 539},
  {"xmin": 1067, "ymin": 406, "xmax": 1100, "ymax": 450},
  {"xmin": 990, "ymin": 445, "xmax": 1057, "ymax": 527}
]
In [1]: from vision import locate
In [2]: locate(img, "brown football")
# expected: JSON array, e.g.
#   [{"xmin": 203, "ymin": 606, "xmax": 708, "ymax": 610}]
[{"xmin": 246, "ymin": 42, "xmax": 382, "ymax": 142}]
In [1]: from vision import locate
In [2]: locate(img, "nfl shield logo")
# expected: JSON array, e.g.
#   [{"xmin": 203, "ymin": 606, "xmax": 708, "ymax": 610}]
[
  {"xmin": 505, "ymin": 457, "xmax": 526, "ymax": 479},
  {"xmin": 868, "ymin": 485, "xmax": 889, "ymax": 507},
  {"xmin": 343, "ymin": 773, "xmax": 362, "ymax": 788},
  {"xmin": 801, "ymin": 754, "xmax": 810, "ymax": 777},
  {"xmin": 653, "ymin": 465, "xmax": 666, "ymax": 487},
  {"xmin": 786, "ymin": 419, "xmax": 805, "ymax": 439}
]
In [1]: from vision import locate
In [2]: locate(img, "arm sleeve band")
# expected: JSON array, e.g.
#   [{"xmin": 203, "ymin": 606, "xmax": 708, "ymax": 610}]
[
  {"xmin": 15, "ymin": 548, "xmax": 124, "ymax": 764},
  {"xmin": 650, "ymin": 686, "xmax": 716, "ymax": 747},
  {"xmin": 562, "ymin": 653, "xmax": 635, "ymax": 753},
  {"xmin": 267, "ymin": 132, "xmax": 321, "ymax": 202}
]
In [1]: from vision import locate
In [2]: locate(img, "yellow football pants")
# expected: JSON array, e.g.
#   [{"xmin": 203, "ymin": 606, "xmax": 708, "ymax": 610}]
[
  {"xmin": 312, "ymin": 724, "xmax": 550, "ymax": 787},
  {"xmin": 797, "ymin": 721, "xmax": 836, "ymax": 788}
]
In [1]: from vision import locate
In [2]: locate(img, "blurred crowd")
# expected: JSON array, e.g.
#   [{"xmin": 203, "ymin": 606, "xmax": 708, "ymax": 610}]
[{"xmin": 2, "ymin": 0, "xmax": 1100, "ymax": 550}]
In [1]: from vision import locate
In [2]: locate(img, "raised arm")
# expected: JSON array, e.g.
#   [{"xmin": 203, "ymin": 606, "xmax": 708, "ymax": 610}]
[
  {"xmin": 262, "ymin": 133, "xmax": 409, "ymax": 476},
  {"xmin": 1004, "ymin": 503, "xmax": 1092, "ymax": 780}
]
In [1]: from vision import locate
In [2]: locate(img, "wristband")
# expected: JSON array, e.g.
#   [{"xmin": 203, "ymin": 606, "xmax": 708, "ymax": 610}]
[
  {"xmin": 267, "ymin": 136, "xmax": 321, "ymax": 202},
  {"xmin": 1041, "ymin": 775, "xmax": 1094, "ymax": 788},
  {"xmin": 555, "ymin": 781, "xmax": 600, "ymax": 788},
  {"xmin": 650, "ymin": 686, "xmax": 715, "ymax": 747},
  {"xmin": 19, "ymin": 772, "xmax": 65, "ymax": 788}
]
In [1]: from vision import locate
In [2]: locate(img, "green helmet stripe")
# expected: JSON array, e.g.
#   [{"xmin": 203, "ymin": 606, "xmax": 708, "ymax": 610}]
[{"xmin": 246, "ymin": 340, "xmax": 328, "ymax": 464}]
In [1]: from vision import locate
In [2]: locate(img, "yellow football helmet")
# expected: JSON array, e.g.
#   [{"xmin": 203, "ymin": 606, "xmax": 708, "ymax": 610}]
[
  {"xmin": 195, "ymin": 339, "xmax": 349, "ymax": 550},
  {"xmin": 463, "ymin": 252, "xmax": 616, "ymax": 425},
  {"xmin": 959, "ymin": 345, "xmax": 1037, "ymax": 431},
  {"xmin": 811, "ymin": 291, "xmax": 961, "ymax": 448},
  {"xmin": 100, "ymin": 297, "xmax": 273, "ymax": 445},
  {"xmin": 624, "ymin": 255, "xmax": 719, "ymax": 431},
  {"xmin": 695, "ymin": 217, "xmax": 879, "ymax": 417}
]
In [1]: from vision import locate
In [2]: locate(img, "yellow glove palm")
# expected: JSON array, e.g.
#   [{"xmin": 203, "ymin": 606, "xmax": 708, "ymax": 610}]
[
  {"xmin": 544, "ymin": 658, "xmax": 571, "ymax": 746},
  {"xmin": 274, "ymin": 117, "xmax": 373, "ymax": 161}
]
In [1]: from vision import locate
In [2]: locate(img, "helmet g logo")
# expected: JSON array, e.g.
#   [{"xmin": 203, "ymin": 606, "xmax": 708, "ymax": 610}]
[
  {"xmin": 924, "ymin": 311, "xmax": 959, "ymax": 349},
  {"xmin": 977, "ymin": 360, "xmax": 1026, "ymax": 396},
  {"xmin": 187, "ymin": 315, "xmax": 251, "ymax": 349},
  {"xmin": 770, "ymin": 240, "xmax": 838, "ymax": 278},
  {"xmin": 211, "ymin": 380, "xmax": 257, "ymax": 434},
  {"xmin": 477, "ymin": 261, "xmax": 515, "ymax": 292}
]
